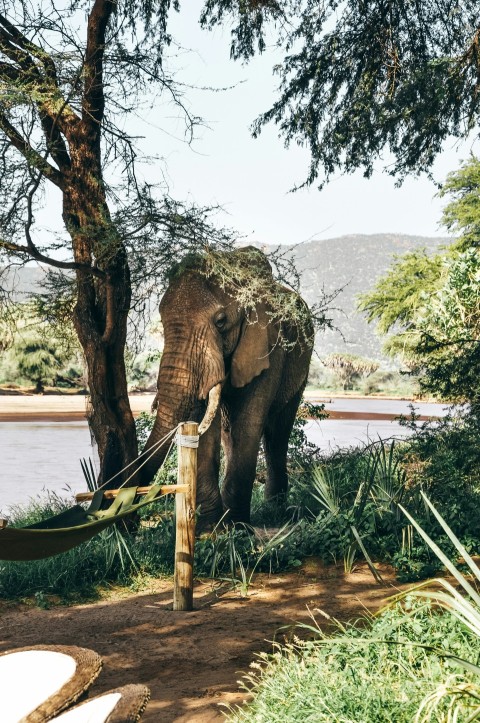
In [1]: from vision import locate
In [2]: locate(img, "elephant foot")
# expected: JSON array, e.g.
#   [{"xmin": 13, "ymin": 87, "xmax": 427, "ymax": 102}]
[
  {"xmin": 195, "ymin": 504, "xmax": 224, "ymax": 536},
  {"xmin": 222, "ymin": 507, "xmax": 251, "ymax": 527}
]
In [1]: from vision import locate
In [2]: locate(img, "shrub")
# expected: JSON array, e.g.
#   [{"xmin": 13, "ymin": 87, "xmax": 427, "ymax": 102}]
[{"xmin": 226, "ymin": 599, "xmax": 480, "ymax": 723}]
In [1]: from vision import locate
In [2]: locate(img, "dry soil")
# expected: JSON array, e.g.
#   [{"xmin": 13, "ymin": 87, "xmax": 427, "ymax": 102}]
[{"xmin": 0, "ymin": 561, "xmax": 407, "ymax": 721}]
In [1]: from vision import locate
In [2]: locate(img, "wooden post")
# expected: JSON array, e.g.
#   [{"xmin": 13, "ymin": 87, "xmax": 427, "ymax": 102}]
[{"xmin": 173, "ymin": 421, "xmax": 198, "ymax": 611}]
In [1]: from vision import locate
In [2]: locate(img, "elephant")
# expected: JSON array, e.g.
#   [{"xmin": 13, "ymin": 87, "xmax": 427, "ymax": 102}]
[{"xmin": 140, "ymin": 246, "xmax": 314, "ymax": 528}]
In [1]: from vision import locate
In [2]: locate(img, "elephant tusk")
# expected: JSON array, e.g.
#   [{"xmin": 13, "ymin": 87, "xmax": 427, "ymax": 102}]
[{"xmin": 198, "ymin": 383, "xmax": 222, "ymax": 435}]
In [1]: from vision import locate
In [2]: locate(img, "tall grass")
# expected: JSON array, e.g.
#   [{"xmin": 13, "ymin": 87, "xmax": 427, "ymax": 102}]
[
  {"xmin": 0, "ymin": 492, "xmax": 298, "ymax": 601},
  {"xmin": 0, "ymin": 493, "xmax": 177, "ymax": 600},
  {"xmin": 227, "ymin": 490, "xmax": 480, "ymax": 722},
  {"xmin": 226, "ymin": 600, "xmax": 480, "ymax": 722}
]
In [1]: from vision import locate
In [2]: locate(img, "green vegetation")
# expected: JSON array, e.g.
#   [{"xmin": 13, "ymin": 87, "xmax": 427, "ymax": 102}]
[
  {"xmin": 307, "ymin": 355, "xmax": 418, "ymax": 397},
  {"xmin": 1, "ymin": 333, "xmax": 81, "ymax": 393},
  {"xmin": 226, "ymin": 601, "xmax": 480, "ymax": 723},
  {"xmin": 203, "ymin": 1, "xmax": 480, "ymax": 187},
  {"xmin": 0, "ymin": 494, "xmax": 177, "ymax": 601},
  {"xmin": 227, "ymin": 471, "xmax": 480, "ymax": 722},
  {"xmin": 0, "ymin": 303, "xmax": 84, "ymax": 392},
  {"xmin": 2, "ymin": 403, "xmax": 480, "ymax": 602},
  {"xmin": 322, "ymin": 353, "xmax": 379, "ymax": 392},
  {"xmin": 0, "ymin": 302, "xmax": 162, "ymax": 393},
  {"xmin": 360, "ymin": 156, "xmax": 480, "ymax": 408}
]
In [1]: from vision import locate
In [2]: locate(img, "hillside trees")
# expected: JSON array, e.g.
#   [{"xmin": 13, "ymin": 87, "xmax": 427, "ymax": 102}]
[{"xmin": 360, "ymin": 156, "xmax": 480, "ymax": 407}]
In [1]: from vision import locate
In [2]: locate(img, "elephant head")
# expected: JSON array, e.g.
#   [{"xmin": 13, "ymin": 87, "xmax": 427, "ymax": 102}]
[{"xmin": 140, "ymin": 247, "xmax": 276, "ymax": 481}]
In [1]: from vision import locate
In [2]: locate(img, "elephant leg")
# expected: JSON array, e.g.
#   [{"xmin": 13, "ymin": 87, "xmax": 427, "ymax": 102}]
[
  {"xmin": 221, "ymin": 419, "xmax": 264, "ymax": 525},
  {"xmin": 263, "ymin": 390, "xmax": 304, "ymax": 501},
  {"xmin": 196, "ymin": 408, "xmax": 223, "ymax": 531}
]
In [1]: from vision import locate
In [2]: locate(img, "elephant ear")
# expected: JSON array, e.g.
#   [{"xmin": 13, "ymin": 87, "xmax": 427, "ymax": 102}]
[{"xmin": 231, "ymin": 304, "xmax": 271, "ymax": 388}]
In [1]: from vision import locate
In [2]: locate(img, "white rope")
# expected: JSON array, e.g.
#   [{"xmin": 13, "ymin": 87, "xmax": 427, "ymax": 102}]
[
  {"xmin": 175, "ymin": 434, "xmax": 200, "ymax": 449},
  {"xmin": 95, "ymin": 424, "xmax": 182, "ymax": 491},
  {"xmin": 117, "ymin": 431, "xmax": 178, "ymax": 490}
]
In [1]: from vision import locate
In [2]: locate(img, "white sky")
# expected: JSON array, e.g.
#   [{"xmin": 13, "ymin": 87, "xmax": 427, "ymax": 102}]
[
  {"xmin": 128, "ymin": 4, "xmax": 479, "ymax": 245},
  {"xmin": 38, "ymin": 3, "xmax": 479, "ymax": 247}
]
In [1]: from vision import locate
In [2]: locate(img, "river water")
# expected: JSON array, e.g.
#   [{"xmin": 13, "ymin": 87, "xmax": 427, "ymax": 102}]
[{"xmin": 0, "ymin": 398, "xmax": 448, "ymax": 514}]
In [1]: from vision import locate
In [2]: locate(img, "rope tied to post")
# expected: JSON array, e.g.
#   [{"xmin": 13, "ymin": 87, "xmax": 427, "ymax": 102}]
[{"xmin": 176, "ymin": 433, "xmax": 200, "ymax": 449}]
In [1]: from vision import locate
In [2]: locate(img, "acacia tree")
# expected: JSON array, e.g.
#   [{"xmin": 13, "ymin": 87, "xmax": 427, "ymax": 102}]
[
  {"xmin": 323, "ymin": 353, "xmax": 379, "ymax": 391},
  {"xmin": 0, "ymin": 1, "xmax": 236, "ymax": 485},
  {"xmin": 202, "ymin": 1, "xmax": 480, "ymax": 186}
]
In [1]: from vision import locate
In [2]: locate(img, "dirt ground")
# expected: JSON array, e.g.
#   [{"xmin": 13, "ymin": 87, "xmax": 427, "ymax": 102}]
[{"xmin": 0, "ymin": 561, "xmax": 407, "ymax": 721}]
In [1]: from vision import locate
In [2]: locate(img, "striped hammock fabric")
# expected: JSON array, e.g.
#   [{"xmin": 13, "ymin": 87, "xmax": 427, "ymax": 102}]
[{"xmin": 0, "ymin": 485, "xmax": 175, "ymax": 562}]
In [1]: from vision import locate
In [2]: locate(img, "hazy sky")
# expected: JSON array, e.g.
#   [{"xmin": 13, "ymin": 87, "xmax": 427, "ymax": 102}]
[
  {"xmin": 37, "ymin": 4, "xmax": 479, "ymax": 248},
  {"xmin": 125, "ymin": 3, "xmax": 479, "ymax": 247}
]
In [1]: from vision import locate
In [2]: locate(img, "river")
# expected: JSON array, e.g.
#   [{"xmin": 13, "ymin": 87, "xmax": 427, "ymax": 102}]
[{"xmin": 0, "ymin": 398, "xmax": 448, "ymax": 514}]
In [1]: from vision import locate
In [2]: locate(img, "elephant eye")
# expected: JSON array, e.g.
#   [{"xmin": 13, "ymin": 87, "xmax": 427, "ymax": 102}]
[{"xmin": 214, "ymin": 311, "xmax": 227, "ymax": 330}]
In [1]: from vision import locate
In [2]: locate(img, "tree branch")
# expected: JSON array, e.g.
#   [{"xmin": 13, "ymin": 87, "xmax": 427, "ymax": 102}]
[
  {"xmin": 101, "ymin": 277, "xmax": 115, "ymax": 343},
  {"xmin": 0, "ymin": 15, "xmax": 80, "ymax": 137},
  {"xmin": 39, "ymin": 114, "xmax": 71, "ymax": 172},
  {"xmin": 0, "ymin": 60, "xmax": 21, "ymax": 81},
  {"xmin": 83, "ymin": 0, "xmax": 115, "ymax": 133},
  {"xmin": 0, "ymin": 14, "xmax": 53, "ymax": 72},
  {"xmin": 0, "ymin": 24, "xmax": 38, "ymax": 74},
  {"xmin": 0, "ymin": 238, "xmax": 106, "ymax": 278},
  {"xmin": 0, "ymin": 112, "xmax": 64, "ymax": 187}
]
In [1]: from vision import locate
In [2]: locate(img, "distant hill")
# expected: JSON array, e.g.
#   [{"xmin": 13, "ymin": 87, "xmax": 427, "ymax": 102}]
[
  {"xmin": 1, "ymin": 265, "xmax": 49, "ymax": 298},
  {"xmin": 2, "ymin": 233, "xmax": 449, "ymax": 361},
  {"xmin": 267, "ymin": 233, "xmax": 449, "ymax": 362}
]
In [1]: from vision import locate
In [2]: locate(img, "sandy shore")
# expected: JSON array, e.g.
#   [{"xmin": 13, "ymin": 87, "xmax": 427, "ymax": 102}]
[
  {"xmin": 0, "ymin": 394, "xmax": 155, "ymax": 422},
  {"xmin": 0, "ymin": 392, "xmax": 416, "ymax": 423}
]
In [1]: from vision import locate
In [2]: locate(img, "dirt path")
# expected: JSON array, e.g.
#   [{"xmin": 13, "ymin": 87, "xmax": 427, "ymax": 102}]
[{"xmin": 0, "ymin": 562, "xmax": 406, "ymax": 721}]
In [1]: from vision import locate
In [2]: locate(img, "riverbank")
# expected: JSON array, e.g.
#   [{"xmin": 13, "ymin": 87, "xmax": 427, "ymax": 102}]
[
  {"xmin": 0, "ymin": 390, "xmax": 439, "ymax": 423},
  {"xmin": 0, "ymin": 394, "xmax": 154, "ymax": 422}
]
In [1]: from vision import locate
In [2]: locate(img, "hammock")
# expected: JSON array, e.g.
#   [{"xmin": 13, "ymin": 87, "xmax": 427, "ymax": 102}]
[{"xmin": 0, "ymin": 483, "xmax": 184, "ymax": 562}]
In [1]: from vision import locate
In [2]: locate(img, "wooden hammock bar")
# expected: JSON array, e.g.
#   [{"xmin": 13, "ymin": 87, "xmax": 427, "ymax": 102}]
[
  {"xmin": 75, "ymin": 485, "xmax": 188, "ymax": 503},
  {"xmin": 76, "ymin": 421, "xmax": 199, "ymax": 612}
]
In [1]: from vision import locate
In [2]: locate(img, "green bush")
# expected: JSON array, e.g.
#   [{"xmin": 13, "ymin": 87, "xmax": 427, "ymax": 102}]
[{"xmin": 226, "ymin": 599, "xmax": 480, "ymax": 722}]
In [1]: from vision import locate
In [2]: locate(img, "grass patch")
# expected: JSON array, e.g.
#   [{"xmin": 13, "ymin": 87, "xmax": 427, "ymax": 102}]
[
  {"xmin": 0, "ymin": 491, "xmax": 177, "ymax": 602},
  {"xmin": 226, "ymin": 600, "xmax": 480, "ymax": 722},
  {"xmin": 228, "ymin": 485, "xmax": 480, "ymax": 722}
]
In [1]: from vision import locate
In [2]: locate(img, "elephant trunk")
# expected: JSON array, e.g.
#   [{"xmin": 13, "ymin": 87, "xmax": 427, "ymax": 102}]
[
  {"xmin": 139, "ymin": 353, "xmax": 222, "ymax": 484},
  {"xmin": 139, "ymin": 356, "xmax": 195, "ymax": 483}
]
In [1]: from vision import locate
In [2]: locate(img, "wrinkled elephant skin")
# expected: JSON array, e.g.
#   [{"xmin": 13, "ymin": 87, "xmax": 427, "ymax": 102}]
[{"xmin": 141, "ymin": 247, "xmax": 314, "ymax": 528}]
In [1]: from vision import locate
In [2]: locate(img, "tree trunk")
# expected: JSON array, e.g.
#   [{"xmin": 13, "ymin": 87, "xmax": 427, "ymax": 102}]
[
  {"xmin": 34, "ymin": 379, "xmax": 44, "ymax": 395},
  {"xmin": 72, "ymin": 260, "xmax": 138, "ymax": 487},
  {"xmin": 62, "ymin": 141, "xmax": 138, "ymax": 487}
]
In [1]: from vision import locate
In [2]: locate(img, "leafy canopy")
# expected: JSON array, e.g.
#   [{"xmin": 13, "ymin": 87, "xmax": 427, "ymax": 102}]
[
  {"xmin": 202, "ymin": 0, "xmax": 480, "ymax": 187},
  {"xmin": 359, "ymin": 155, "xmax": 480, "ymax": 404}
]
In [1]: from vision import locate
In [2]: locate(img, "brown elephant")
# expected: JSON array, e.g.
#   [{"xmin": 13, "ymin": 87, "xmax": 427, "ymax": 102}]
[{"xmin": 141, "ymin": 247, "xmax": 314, "ymax": 528}]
